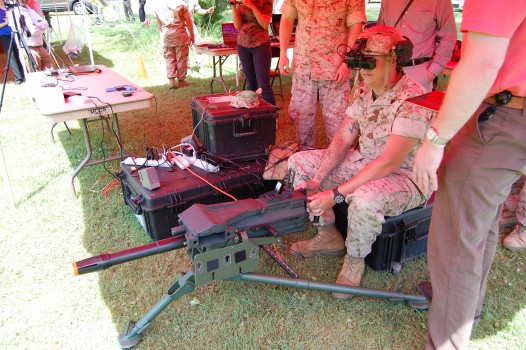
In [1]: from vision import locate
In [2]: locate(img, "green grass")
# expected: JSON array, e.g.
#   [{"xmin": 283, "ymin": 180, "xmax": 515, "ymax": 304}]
[{"xmin": 0, "ymin": 5, "xmax": 524, "ymax": 350}]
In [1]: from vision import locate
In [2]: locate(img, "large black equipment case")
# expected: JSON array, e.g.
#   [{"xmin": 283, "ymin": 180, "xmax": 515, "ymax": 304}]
[
  {"xmin": 191, "ymin": 93, "xmax": 278, "ymax": 162},
  {"xmin": 120, "ymin": 160, "xmax": 274, "ymax": 241},
  {"xmin": 334, "ymin": 200, "xmax": 433, "ymax": 274}
]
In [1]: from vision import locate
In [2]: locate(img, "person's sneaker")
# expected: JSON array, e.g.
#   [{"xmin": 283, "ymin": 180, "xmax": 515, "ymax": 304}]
[
  {"xmin": 332, "ymin": 255, "xmax": 365, "ymax": 301},
  {"xmin": 290, "ymin": 224, "xmax": 345, "ymax": 258},
  {"xmin": 15, "ymin": 80, "xmax": 24, "ymax": 85},
  {"xmin": 178, "ymin": 80, "xmax": 192, "ymax": 88},
  {"xmin": 502, "ymin": 224, "xmax": 526, "ymax": 250}
]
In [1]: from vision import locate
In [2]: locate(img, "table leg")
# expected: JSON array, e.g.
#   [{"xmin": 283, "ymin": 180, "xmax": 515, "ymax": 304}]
[
  {"xmin": 71, "ymin": 118, "xmax": 93, "ymax": 196},
  {"xmin": 70, "ymin": 114, "xmax": 135, "ymax": 196},
  {"xmin": 210, "ymin": 56, "xmax": 229, "ymax": 93}
]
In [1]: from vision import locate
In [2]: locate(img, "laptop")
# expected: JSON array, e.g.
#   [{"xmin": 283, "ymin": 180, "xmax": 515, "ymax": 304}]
[
  {"xmin": 221, "ymin": 22, "xmax": 239, "ymax": 47},
  {"xmin": 207, "ymin": 23, "xmax": 238, "ymax": 50},
  {"xmin": 271, "ymin": 14, "xmax": 297, "ymax": 42},
  {"xmin": 68, "ymin": 64, "xmax": 101, "ymax": 75}
]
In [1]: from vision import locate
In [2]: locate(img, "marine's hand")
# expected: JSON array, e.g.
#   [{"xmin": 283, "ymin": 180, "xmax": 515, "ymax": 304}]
[
  {"xmin": 334, "ymin": 62, "xmax": 351, "ymax": 84},
  {"xmin": 413, "ymin": 140, "xmax": 445, "ymax": 193},
  {"xmin": 307, "ymin": 190, "xmax": 334, "ymax": 216},
  {"xmin": 296, "ymin": 180, "xmax": 321, "ymax": 197}
]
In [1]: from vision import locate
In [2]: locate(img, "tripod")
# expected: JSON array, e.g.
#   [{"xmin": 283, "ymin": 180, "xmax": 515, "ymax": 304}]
[{"xmin": 0, "ymin": 3, "xmax": 39, "ymax": 114}]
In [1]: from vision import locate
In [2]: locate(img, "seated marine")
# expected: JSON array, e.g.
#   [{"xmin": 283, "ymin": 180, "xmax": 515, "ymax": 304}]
[{"xmin": 287, "ymin": 25, "xmax": 436, "ymax": 300}]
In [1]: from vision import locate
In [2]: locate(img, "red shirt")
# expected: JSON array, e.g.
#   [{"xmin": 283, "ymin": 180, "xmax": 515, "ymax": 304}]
[{"xmin": 461, "ymin": 0, "xmax": 526, "ymax": 97}]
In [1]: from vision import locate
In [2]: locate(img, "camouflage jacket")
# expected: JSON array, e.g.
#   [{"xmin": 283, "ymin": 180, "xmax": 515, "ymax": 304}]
[
  {"xmin": 346, "ymin": 74, "xmax": 436, "ymax": 191},
  {"xmin": 282, "ymin": 0, "xmax": 366, "ymax": 81}
]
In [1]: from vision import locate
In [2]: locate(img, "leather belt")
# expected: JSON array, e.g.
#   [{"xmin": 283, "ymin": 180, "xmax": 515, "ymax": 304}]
[
  {"xmin": 403, "ymin": 57, "xmax": 431, "ymax": 67},
  {"xmin": 484, "ymin": 95, "xmax": 525, "ymax": 110}
]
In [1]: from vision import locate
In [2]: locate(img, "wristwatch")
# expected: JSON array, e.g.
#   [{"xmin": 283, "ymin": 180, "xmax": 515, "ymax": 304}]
[
  {"xmin": 425, "ymin": 126, "xmax": 448, "ymax": 146},
  {"xmin": 333, "ymin": 187, "xmax": 345, "ymax": 204}
]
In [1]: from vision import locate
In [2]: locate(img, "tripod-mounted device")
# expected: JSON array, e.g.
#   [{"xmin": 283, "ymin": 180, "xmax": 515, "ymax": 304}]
[
  {"xmin": 0, "ymin": 0, "xmax": 38, "ymax": 114},
  {"xmin": 73, "ymin": 173, "xmax": 429, "ymax": 349}
]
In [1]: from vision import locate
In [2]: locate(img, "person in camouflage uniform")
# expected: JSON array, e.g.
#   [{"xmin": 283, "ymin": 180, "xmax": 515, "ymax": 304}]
[
  {"xmin": 279, "ymin": 0, "xmax": 367, "ymax": 150},
  {"xmin": 154, "ymin": 0, "xmax": 194, "ymax": 89},
  {"xmin": 287, "ymin": 26, "xmax": 436, "ymax": 300}
]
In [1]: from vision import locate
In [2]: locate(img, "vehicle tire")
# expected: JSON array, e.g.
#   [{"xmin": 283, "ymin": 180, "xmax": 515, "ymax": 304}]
[{"xmin": 72, "ymin": 0, "xmax": 85, "ymax": 15}]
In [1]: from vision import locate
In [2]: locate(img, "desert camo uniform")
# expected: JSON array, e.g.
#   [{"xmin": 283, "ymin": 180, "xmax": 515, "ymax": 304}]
[
  {"xmin": 154, "ymin": 0, "xmax": 192, "ymax": 82},
  {"xmin": 281, "ymin": 0, "xmax": 366, "ymax": 150},
  {"xmin": 289, "ymin": 74, "xmax": 436, "ymax": 256}
]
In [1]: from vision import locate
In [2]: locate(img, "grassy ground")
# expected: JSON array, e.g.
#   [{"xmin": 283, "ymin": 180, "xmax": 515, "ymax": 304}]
[{"xmin": 1, "ymin": 4, "xmax": 525, "ymax": 350}]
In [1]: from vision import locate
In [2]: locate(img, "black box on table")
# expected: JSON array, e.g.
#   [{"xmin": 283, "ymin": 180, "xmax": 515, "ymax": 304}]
[
  {"xmin": 334, "ymin": 199, "xmax": 433, "ymax": 274},
  {"xmin": 120, "ymin": 160, "xmax": 274, "ymax": 241},
  {"xmin": 191, "ymin": 93, "xmax": 278, "ymax": 162}
]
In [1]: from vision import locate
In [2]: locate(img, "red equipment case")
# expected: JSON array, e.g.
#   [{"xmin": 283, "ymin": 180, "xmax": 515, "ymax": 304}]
[
  {"xmin": 120, "ymin": 160, "xmax": 274, "ymax": 241},
  {"xmin": 191, "ymin": 93, "xmax": 278, "ymax": 162}
]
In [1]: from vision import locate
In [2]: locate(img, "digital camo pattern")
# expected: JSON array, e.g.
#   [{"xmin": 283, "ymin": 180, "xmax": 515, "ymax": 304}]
[
  {"xmin": 164, "ymin": 45, "xmax": 190, "ymax": 80},
  {"xmin": 289, "ymin": 78, "xmax": 350, "ymax": 150},
  {"xmin": 347, "ymin": 74, "xmax": 435, "ymax": 195},
  {"xmin": 289, "ymin": 149, "xmax": 425, "ymax": 255},
  {"xmin": 359, "ymin": 25, "xmax": 406, "ymax": 56},
  {"xmin": 155, "ymin": 0, "xmax": 192, "ymax": 47},
  {"xmin": 288, "ymin": 74, "xmax": 435, "ymax": 256},
  {"xmin": 284, "ymin": 0, "xmax": 366, "ymax": 81}
]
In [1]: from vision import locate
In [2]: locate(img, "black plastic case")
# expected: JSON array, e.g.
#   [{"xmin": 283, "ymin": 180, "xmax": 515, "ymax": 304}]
[
  {"xmin": 120, "ymin": 160, "xmax": 274, "ymax": 241},
  {"xmin": 334, "ymin": 202, "xmax": 433, "ymax": 274},
  {"xmin": 191, "ymin": 93, "xmax": 278, "ymax": 162}
]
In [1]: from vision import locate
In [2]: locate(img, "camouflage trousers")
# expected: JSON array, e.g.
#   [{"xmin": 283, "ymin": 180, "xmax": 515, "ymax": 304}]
[
  {"xmin": 164, "ymin": 45, "xmax": 189, "ymax": 81},
  {"xmin": 289, "ymin": 149, "xmax": 426, "ymax": 257},
  {"xmin": 289, "ymin": 77, "xmax": 350, "ymax": 150},
  {"xmin": 518, "ymin": 181, "xmax": 526, "ymax": 226}
]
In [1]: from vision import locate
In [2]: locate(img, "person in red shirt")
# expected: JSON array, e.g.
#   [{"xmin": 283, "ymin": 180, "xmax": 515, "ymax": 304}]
[{"xmin": 412, "ymin": 0, "xmax": 526, "ymax": 348}]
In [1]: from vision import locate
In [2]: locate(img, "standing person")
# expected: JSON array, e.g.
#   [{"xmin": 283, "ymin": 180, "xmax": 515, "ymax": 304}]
[
  {"xmin": 231, "ymin": 0, "xmax": 275, "ymax": 105},
  {"xmin": 139, "ymin": 0, "xmax": 146, "ymax": 23},
  {"xmin": 377, "ymin": 0, "xmax": 457, "ymax": 92},
  {"xmin": 154, "ymin": 0, "xmax": 194, "ymax": 89},
  {"xmin": 91, "ymin": 0, "xmax": 105, "ymax": 24},
  {"xmin": 17, "ymin": 0, "xmax": 54, "ymax": 71},
  {"xmin": 0, "ymin": 0, "xmax": 25, "ymax": 84},
  {"xmin": 412, "ymin": 1, "xmax": 526, "ymax": 348},
  {"xmin": 287, "ymin": 26, "xmax": 435, "ymax": 300},
  {"xmin": 183, "ymin": 0, "xmax": 213, "ymax": 69},
  {"xmin": 123, "ymin": 0, "xmax": 135, "ymax": 21},
  {"xmin": 279, "ymin": 0, "xmax": 366, "ymax": 151},
  {"xmin": 109, "ymin": 0, "xmax": 120, "ymax": 21}
]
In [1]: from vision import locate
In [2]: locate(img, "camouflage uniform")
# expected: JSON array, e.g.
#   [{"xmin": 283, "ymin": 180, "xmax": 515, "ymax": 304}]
[
  {"xmin": 289, "ymin": 74, "xmax": 436, "ymax": 257},
  {"xmin": 282, "ymin": 0, "xmax": 367, "ymax": 150},
  {"xmin": 155, "ymin": 0, "xmax": 191, "ymax": 81}
]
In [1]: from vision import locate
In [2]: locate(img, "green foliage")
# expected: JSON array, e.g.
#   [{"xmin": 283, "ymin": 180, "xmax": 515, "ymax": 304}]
[{"xmin": 194, "ymin": 0, "xmax": 233, "ymax": 39}]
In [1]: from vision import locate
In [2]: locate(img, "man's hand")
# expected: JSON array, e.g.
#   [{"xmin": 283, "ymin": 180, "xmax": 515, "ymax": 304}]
[
  {"xmin": 207, "ymin": 7, "xmax": 215, "ymax": 14},
  {"xmin": 279, "ymin": 54, "xmax": 290, "ymax": 75},
  {"xmin": 412, "ymin": 140, "xmax": 445, "ymax": 193},
  {"xmin": 334, "ymin": 62, "xmax": 351, "ymax": 83},
  {"xmin": 306, "ymin": 190, "xmax": 334, "ymax": 217},
  {"xmin": 427, "ymin": 70, "xmax": 437, "ymax": 82},
  {"xmin": 296, "ymin": 179, "xmax": 320, "ymax": 196}
]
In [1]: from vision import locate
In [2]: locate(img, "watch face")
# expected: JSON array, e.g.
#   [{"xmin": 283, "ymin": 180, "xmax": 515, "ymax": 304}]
[
  {"xmin": 334, "ymin": 195, "xmax": 345, "ymax": 204},
  {"xmin": 426, "ymin": 128, "xmax": 436, "ymax": 141}
]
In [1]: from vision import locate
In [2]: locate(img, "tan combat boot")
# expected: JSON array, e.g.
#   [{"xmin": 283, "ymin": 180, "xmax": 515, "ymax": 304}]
[
  {"xmin": 332, "ymin": 255, "xmax": 365, "ymax": 301},
  {"xmin": 290, "ymin": 224, "xmax": 345, "ymax": 258},
  {"xmin": 502, "ymin": 224, "xmax": 526, "ymax": 250}
]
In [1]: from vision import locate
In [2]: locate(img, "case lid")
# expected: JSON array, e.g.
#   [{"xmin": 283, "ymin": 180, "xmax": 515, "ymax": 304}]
[{"xmin": 192, "ymin": 93, "xmax": 278, "ymax": 124}]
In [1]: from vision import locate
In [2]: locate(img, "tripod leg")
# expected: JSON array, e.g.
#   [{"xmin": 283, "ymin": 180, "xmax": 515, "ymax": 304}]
[{"xmin": 118, "ymin": 271, "xmax": 196, "ymax": 349}]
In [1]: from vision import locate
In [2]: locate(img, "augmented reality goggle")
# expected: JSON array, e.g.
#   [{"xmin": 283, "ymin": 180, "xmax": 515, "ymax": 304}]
[{"xmin": 346, "ymin": 38, "xmax": 413, "ymax": 70}]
